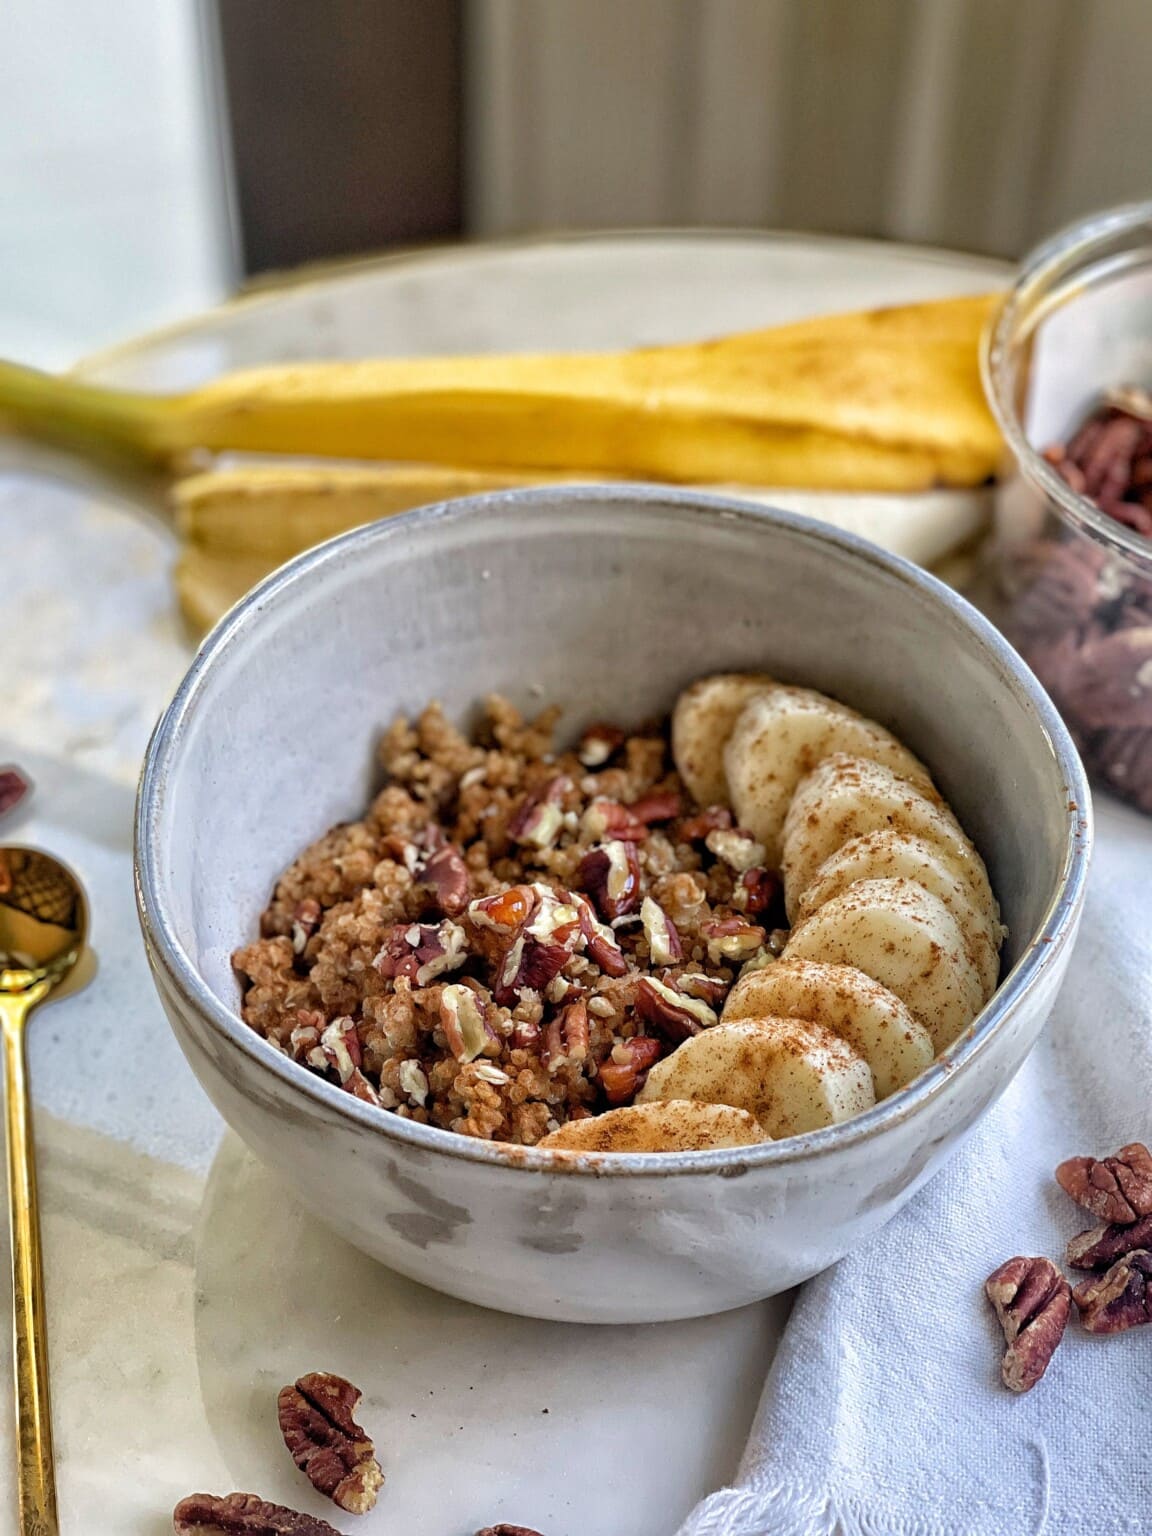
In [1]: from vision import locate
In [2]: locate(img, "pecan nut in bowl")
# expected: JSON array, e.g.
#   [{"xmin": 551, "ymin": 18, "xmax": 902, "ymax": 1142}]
[
  {"xmin": 278, "ymin": 1371, "xmax": 383, "ymax": 1515},
  {"xmin": 173, "ymin": 1492, "xmax": 342, "ymax": 1534},
  {"xmin": 984, "ymin": 1256, "xmax": 1071, "ymax": 1393},
  {"xmin": 1073, "ymin": 1250, "xmax": 1152, "ymax": 1335},
  {"xmin": 1055, "ymin": 1142, "xmax": 1152, "ymax": 1225}
]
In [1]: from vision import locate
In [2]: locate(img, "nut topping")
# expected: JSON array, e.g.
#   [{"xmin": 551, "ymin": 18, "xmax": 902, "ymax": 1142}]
[
  {"xmin": 598, "ymin": 1035, "xmax": 662, "ymax": 1105},
  {"xmin": 373, "ymin": 920, "xmax": 468, "ymax": 985},
  {"xmin": 577, "ymin": 721, "xmax": 625, "ymax": 767},
  {"xmin": 640, "ymin": 896, "xmax": 682, "ymax": 966},
  {"xmin": 580, "ymin": 797, "xmax": 648, "ymax": 842},
  {"xmin": 290, "ymin": 899, "xmax": 322, "ymax": 956},
  {"xmin": 173, "ymin": 1492, "xmax": 341, "ymax": 1534},
  {"xmin": 984, "ymin": 1255, "xmax": 1071, "ymax": 1393},
  {"xmin": 705, "ymin": 828, "xmax": 766, "ymax": 872},
  {"xmin": 311, "ymin": 1019, "xmax": 381, "ymax": 1107},
  {"xmin": 1067, "ymin": 1212, "xmax": 1152, "ymax": 1270},
  {"xmin": 677, "ymin": 805, "xmax": 732, "ymax": 841},
  {"xmin": 733, "ymin": 868, "xmax": 782, "ymax": 918},
  {"xmin": 440, "ymin": 983, "xmax": 493, "ymax": 1062},
  {"xmin": 1055, "ymin": 1142, "xmax": 1152, "ymax": 1224},
  {"xmin": 415, "ymin": 843, "xmax": 471, "ymax": 915},
  {"xmin": 508, "ymin": 776, "xmax": 571, "ymax": 850},
  {"xmin": 628, "ymin": 789, "xmax": 683, "ymax": 824},
  {"xmin": 635, "ymin": 975, "xmax": 717, "ymax": 1043},
  {"xmin": 700, "ymin": 916, "xmax": 767, "ymax": 965},
  {"xmin": 575, "ymin": 895, "xmax": 628, "ymax": 977},
  {"xmin": 579, "ymin": 840, "xmax": 640, "ymax": 922},
  {"xmin": 1072, "ymin": 1249, "xmax": 1152, "ymax": 1334},
  {"xmin": 541, "ymin": 999, "xmax": 590, "ymax": 1071},
  {"xmin": 278, "ymin": 1371, "xmax": 383, "ymax": 1515}
]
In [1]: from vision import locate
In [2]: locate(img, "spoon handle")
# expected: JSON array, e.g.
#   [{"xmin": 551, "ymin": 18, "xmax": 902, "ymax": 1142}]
[{"xmin": 0, "ymin": 995, "xmax": 59, "ymax": 1536}]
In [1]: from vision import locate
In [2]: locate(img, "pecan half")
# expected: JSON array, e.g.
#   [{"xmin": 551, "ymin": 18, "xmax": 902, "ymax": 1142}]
[
  {"xmin": 985, "ymin": 1255, "xmax": 1071, "ymax": 1393},
  {"xmin": 579, "ymin": 840, "xmax": 640, "ymax": 921},
  {"xmin": 1067, "ymin": 1212, "xmax": 1152, "ymax": 1270},
  {"xmin": 1073, "ymin": 1249, "xmax": 1152, "ymax": 1334},
  {"xmin": 278, "ymin": 1371, "xmax": 383, "ymax": 1515},
  {"xmin": 577, "ymin": 721, "xmax": 625, "ymax": 767},
  {"xmin": 476, "ymin": 1526, "xmax": 547, "ymax": 1536},
  {"xmin": 598, "ymin": 1035, "xmax": 663, "ymax": 1105},
  {"xmin": 0, "ymin": 766, "xmax": 30, "ymax": 819},
  {"xmin": 635, "ymin": 975, "xmax": 717, "ymax": 1043},
  {"xmin": 173, "ymin": 1492, "xmax": 341, "ymax": 1535},
  {"xmin": 1055, "ymin": 1142, "xmax": 1152, "ymax": 1223}
]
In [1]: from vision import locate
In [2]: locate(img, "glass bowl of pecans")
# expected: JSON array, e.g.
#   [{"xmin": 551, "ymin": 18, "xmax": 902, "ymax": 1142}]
[{"xmin": 983, "ymin": 201, "xmax": 1152, "ymax": 814}]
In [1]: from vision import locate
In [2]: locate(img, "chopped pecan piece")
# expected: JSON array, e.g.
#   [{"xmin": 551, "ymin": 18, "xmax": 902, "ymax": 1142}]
[
  {"xmin": 579, "ymin": 840, "xmax": 640, "ymax": 921},
  {"xmin": 985, "ymin": 1255, "xmax": 1070, "ymax": 1393},
  {"xmin": 508, "ymin": 776, "xmax": 571, "ymax": 850},
  {"xmin": 734, "ymin": 868, "xmax": 783, "ymax": 919},
  {"xmin": 173, "ymin": 1492, "xmax": 341, "ymax": 1535},
  {"xmin": 309, "ymin": 1019, "xmax": 381, "ymax": 1107},
  {"xmin": 705, "ymin": 828, "xmax": 765, "ymax": 872},
  {"xmin": 278, "ymin": 1371, "xmax": 383, "ymax": 1515},
  {"xmin": 598, "ymin": 1035, "xmax": 663, "ymax": 1105},
  {"xmin": 440, "ymin": 983, "xmax": 494, "ymax": 1062},
  {"xmin": 677, "ymin": 805, "xmax": 732, "ymax": 841},
  {"xmin": 628, "ymin": 789, "xmax": 682, "ymax": 824},
  {"xmin": 575, "ymin": 896, "xmax": 628, "ymax": 977},
  {"xmin": 373, "ymin": 920, "xmax": 467, "ymax": 985},
  {"xmin": 290, "ymin": 898, "xmax": 322, "ymax": 955},
  {"xmin": 468, "ymin": 885, "xmax": 536, "ymax": 933},
  {"xmin": 1073, "ymin": 1249, "xmax": 1152, "ymax": 1334},
  {"xmin": 674, "ymin": 972, "xmax": 730, "ymax": 1007},
  {"xmin": 700, "ymin": 916, "xmax": 766, "ymax": 965},
  {"xmin": 635, "ymin": 975, "xmax": 717, "ymax": 1043},
  {"xmin": 415, "ymin": 843, "xmax": 471, "ymax": 915},
  {"xmin": 577, "ymin": 721, "xmax": 625, "ymax": 767},
  {"xmin": 1055, "ymin": 1142, "xmax": 1152, "ymax": 1223},
  {"xmin": 541, "ymin": 999, "xmax": 590, "ymax": 1071},
  {"xmin": 580, "ymin": 796, "xmax": 648, "ymax": 842},
  {"xmin": 1067, "ymin": 1212, "xmax": 1152, "ymax": 1270},
  {"xmin": 640, "ymin": 896, "xmax": 682, "ymax": 965}
]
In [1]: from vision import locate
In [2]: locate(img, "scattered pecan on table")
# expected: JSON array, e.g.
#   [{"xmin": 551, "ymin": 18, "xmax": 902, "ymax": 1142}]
[
  {"xmin": 1067, "ymin": 1212, "xmax": 1152, "ymax": 1270},
  {"xmin": 0, "ymin": 766, "xmax": 30, "ymax": 818},
  {"xmin": 1073, "ymin": 1250, "xmax": 1152, "ymax": 1335},
  {"xmin": 476, "ymin": 1526, "xmax": 547, "ymax": 1536},
  {"xmin": 984, "ymin": 1256, "xmax": 1071, "ymax": 1393},
  {"xmin": 1055, "ymin": 1142, "xmax": 1152, "ymax": 1225},
  {"xmin": 278, "ymin": 1371, "xmax": 383, "ymax": 1515},
  {"xmin": 173, "ymin": 1492, "xmax": 342, "ymax": 1535}
]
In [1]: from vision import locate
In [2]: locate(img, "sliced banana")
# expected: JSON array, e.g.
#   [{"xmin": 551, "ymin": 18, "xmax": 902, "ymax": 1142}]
[
  {"xmin": 722, "ymin": 958, "xmax": 934, "ymax": 1098},
  {"xmin": 538, "ymin": 1100, "xmax": 766, "ymax": 1152},
  {"xmin": 781, "ymin": 754, "xmax": 997, "ymax": 930},
  {"xmin": 723, "ymin": 685, "xmax": 936, "ymax": 862},
  {"xmin": 794, "ymin": 830, "xmax": 1003, "ymax": 998},
  {"xmin": 783, "ymin": 876, "xmax": 983, "ymax": 1052},
  {"xmin": 636, "ymin": 1016, "xmax": 875, "ymax": 1138},
  {"xmin": 671, "ymin": 672, "xmax": 775, "ymax": 807}
]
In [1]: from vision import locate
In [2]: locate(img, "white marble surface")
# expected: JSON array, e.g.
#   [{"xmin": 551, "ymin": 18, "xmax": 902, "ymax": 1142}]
[{"xmin": 0, "ymin": 234, "xmax": 1001, "ymax": 1532}]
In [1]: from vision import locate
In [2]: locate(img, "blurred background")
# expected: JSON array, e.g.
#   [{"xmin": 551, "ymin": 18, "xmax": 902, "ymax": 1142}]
[{"xmin": 3, "ymin": 0, "xmax": 1151, "ymax": 368}]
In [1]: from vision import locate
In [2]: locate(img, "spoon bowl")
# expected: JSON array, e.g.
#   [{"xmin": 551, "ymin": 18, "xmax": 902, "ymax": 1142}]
[{"xmin": 0, "ymin": 847, "xmax": 88, "ymax": 1536}]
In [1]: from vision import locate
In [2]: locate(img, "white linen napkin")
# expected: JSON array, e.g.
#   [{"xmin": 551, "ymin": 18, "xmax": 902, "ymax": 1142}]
[{"xmin": 678, "ymin": 793, "xmax": 1152, "ymax": 1536}]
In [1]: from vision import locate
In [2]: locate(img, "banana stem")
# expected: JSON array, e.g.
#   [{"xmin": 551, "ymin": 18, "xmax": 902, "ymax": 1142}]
[{"xmin": 0, "ymin": 359, "xmax": 176, "ymax": 463}]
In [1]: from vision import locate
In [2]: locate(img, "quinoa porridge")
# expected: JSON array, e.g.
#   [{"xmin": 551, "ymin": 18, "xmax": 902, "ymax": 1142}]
[{"xmin": 232, "ymin": 696, "xmax": 783, "ymax": 1147}]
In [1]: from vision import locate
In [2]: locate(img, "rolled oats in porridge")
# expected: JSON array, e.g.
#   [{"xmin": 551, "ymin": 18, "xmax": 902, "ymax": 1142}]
[
  {"xmin": 232, "ymin": 695, "xmax": 782, "ymax": 1146},
  {"xmin": 233, "ymin": 676, "xmax": 1004, "ymax": 1149}
]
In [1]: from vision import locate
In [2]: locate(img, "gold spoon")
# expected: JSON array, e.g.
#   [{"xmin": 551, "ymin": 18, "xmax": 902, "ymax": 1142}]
[{"xmin": 0, "ymin": 848, "xmax": 88, "ymax": 1536}]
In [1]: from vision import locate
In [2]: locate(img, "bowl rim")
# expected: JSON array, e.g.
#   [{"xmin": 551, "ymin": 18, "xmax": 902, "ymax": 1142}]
[
  {"xmin": 135, "ymin": 484, "xmax": 1092, "ymax": 1178},
  {"xmin": 981, "ymin": 197, "xmax": 1152, "ymax": 570}
]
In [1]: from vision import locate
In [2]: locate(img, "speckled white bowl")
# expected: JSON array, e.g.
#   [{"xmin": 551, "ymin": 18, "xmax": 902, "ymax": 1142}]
[{"xmin": 135, "ymin": 486, "xmax": 1090, "ymax": 1323}]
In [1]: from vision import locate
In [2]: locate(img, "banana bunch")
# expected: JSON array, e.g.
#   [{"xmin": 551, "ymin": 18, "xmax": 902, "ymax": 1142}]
[{"xmin": 627, "ymin": 675, "xmax": 1004, "ymax": 1144}]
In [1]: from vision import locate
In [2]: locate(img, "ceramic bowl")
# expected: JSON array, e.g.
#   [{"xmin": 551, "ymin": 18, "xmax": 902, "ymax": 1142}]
[{"xmin": 135, "ymin": 486, "xmax": 1090, "ymax": 1323}]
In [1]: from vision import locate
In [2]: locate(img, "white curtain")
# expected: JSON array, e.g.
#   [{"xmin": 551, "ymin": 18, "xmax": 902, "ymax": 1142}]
[{"xmin": 466, "ymin": 0, "xmax": 1152, "ymax": 259}]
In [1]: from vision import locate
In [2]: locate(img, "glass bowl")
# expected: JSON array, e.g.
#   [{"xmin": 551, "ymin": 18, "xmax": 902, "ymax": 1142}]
[{"xmin": 983, "ymin": 201, "xmax": 1152, "ymax": 814}]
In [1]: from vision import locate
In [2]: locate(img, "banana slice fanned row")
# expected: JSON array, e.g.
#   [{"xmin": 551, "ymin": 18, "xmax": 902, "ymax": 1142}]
[{"xmin": 620, "ymin": 673, "xmax": 1010, "ymax": 1150}]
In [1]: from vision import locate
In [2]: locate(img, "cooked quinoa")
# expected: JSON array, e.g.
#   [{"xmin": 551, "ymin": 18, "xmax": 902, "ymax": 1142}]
[{"xmin": 232, "ymin": 697, "xmax": 784, "ymax": 1145}]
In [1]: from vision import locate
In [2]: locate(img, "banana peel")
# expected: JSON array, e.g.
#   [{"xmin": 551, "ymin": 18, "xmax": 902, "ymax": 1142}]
[{"xmin": 2, "ymin": 295, "xmax": 1002, "ymax": 491}]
